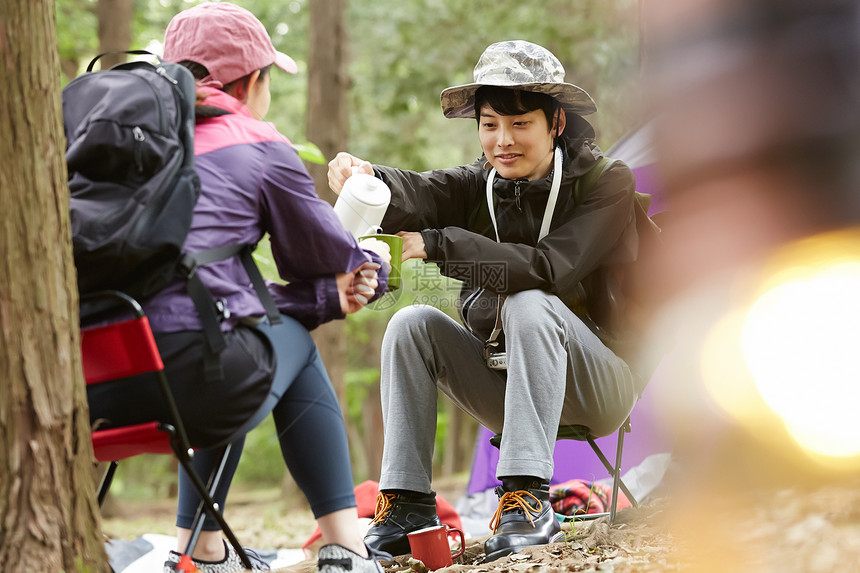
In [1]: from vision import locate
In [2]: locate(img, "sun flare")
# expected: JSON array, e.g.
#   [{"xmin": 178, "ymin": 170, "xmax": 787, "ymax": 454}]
[{"xmin": 740, "ymin": 233, "xmax": 860, "ymax": 458}]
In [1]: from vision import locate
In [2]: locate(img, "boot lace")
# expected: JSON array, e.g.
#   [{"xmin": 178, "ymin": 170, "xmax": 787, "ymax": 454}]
[
  {"xmin": 488, "ymin": 490, "xmax": 544, "ymax": 533},
  {"xmin": 370, "ymin": 492, "xmax": 397, "ymax": 525}
]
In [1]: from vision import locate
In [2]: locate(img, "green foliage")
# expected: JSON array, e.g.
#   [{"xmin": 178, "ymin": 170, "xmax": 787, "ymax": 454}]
[
  {"xmin": 102, "ymin": 455, "xmax": 177, "ymax": 501},
  {"xmin": 345, "ymin": 0, "xmax": 640, "ymax": 170},
  {"xmin": 252, "ymin": 234, "xmax": 280, "ymax": 280},
  {"xmin": 293, "ymin": 141, "xmax": 327, "ymax": 164},
  {"xmin": 56, "ymin": 0, "xmax": 98, "ymax": 68},
  {"xmin": 233, "ymin": 417, "xmax": 287, "ymax": 486},
  {"xmin": 58, "ymin": 0, "xmax": 314, "ymax": 152}
]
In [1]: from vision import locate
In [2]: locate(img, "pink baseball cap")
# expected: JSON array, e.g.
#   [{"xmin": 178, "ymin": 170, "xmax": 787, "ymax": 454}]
[{"xmin": 163, "ymin": 2, "xmax": 297, "ymax": 88}]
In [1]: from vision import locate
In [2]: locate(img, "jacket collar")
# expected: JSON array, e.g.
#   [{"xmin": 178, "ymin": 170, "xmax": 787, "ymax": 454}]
[
  {"xmin": 197, "ymin": 86, "xmax": 255, "ymax": 118},
  {"xmin": 483, "ymin": 139, "xmax": 602, "ymax": 193}
]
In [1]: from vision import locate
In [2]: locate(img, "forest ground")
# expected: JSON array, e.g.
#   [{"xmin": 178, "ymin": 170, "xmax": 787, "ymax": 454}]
[{"xmin": 102, "ymin": 473, "xmax": 860, "ymax": 573}]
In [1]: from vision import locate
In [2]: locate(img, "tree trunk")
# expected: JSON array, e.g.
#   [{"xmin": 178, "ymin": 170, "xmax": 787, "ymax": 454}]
[
  {"xmin": 96, "ymin": 0, "xmax": 134, "ymax": 70},
  {"xmin": 441, "ymin": 403, "xmax": 459, "ymax": 478},
  {"xmin": 439, "ymin": 401, "xmax": 480, "ymax": 478},
  {"xmin": 360, "ymin": 381, "xmax": 384, "ymax": 481},
  {"xmin": 306, "ymin": 0, "xmax": 349, "ymax": 206},
  {"xmin": 360, "ymin": 315, "xmax": 387, "ymax": 482},
  {"xmin": 0, "ymin": 1, "xmax": 108, "ymax": 571},
  {"xmin": 307, "ymin": 0, "xmax": 351, "ymax": 416}
]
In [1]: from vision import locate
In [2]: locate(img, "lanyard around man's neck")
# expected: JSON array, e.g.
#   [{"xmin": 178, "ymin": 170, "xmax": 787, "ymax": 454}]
[
  {"xmin": 482, "ymin": 146, "xmax": 563, "ymax": 354},
  {"xmin": 484, "ymin": 145, "xmax": 563, "ymax": 243}
]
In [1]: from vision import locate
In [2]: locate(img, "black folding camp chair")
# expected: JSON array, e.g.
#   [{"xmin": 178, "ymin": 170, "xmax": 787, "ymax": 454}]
[{"xmin": 490, "ymin": 416, "xmax": 638, "ymax": 524}]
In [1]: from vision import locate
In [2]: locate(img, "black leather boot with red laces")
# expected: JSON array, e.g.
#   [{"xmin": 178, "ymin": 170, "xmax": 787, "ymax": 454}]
[{"xmin": 483, "ymin": 477, "xmax": 564, "ymax": 562}]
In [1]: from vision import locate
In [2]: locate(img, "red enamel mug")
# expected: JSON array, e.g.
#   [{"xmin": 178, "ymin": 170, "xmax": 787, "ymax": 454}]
[{"xmin": 407, "ymin": 524, "xmax": 466, "ymax": 570}]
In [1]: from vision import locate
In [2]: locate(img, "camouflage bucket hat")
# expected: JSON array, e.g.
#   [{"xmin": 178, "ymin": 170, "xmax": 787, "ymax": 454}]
[{"xmin": 440, "ymin": 40, "xmax": 598, "ymax": 119}]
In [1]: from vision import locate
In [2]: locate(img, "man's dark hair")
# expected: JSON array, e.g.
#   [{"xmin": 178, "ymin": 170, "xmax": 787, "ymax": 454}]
[{"xmin": 474, "ymin": 86, "xmax": 558, "ymax": 129}]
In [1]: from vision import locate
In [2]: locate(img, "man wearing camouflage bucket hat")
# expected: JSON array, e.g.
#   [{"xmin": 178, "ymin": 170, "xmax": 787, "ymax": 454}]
[
  {"xmin": 440, "ymin": 39, "xmax": 598, "ymax": 121},
  {"xmin": 329, "ymin": 40, "xmax": 645, "ymax": 561}
]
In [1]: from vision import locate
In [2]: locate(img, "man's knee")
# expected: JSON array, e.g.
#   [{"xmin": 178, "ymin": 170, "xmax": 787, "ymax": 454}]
[
  {"xmin": 501, "ymin": 290, "xmax": 559, "ymax": 327},
  {"xmin": 383, "ymin": 304, "xmax": 449, "ymax": 343}
]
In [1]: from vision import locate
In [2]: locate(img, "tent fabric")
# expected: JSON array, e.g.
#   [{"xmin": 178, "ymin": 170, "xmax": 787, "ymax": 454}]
[
  {"xmin": 632, "ymin": 163, "xmax": 662, "ymax": 214},
  {"xmin": 607, "ymin": 120, "xmax": 663, "ymax": 215},
  {"xmin": 465, "ymin": 380, "xmax": 671, "ymax": 494},
  {"xmin": 606, "ymin": 121, "xmax": 654, "ymax": 170}
]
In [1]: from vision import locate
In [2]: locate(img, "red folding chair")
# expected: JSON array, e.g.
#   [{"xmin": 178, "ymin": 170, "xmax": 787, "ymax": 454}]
[{"xmin": 81, "ymin": 290, "xmax": 253, "ymax": 572}]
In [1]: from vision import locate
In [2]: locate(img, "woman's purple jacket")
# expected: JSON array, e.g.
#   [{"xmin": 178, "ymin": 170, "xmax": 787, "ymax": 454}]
[{"xmin": 143, "ymin": 88, "xmax": 387, "ymax": 333}]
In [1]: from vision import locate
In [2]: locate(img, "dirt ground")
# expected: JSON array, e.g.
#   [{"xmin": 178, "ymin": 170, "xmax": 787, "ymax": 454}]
[{"xmin": 103, "ymin": 473, "xmax": 860, "ymax": 573}]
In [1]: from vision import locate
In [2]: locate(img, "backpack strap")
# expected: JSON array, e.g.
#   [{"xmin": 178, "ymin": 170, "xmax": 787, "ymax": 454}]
[
  {"xmin": 574, "ymin": 156, "xmax": 659, "ymax": 235},
  {"xmin": 238, "ymin": 248, "xmax": 282, "ymax": 325},
  {"xmin": 573, "ymin": 155, "xmax": 617, "ymax": 206},
  {"xmin": 86, "ymin": 50, "xmax": 157, "ymax": 72},
  {"xmin": 185, "ymin": 244, "xmax": 281, "ymax": 325},
  {"xmin": 178, "ymin": 244, "xmax": 282, "ymax": 382}
]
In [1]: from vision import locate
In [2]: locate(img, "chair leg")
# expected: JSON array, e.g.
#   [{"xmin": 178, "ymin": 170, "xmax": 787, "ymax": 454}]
[
  {"xmin": 585, "ymin": 432, "xmax": 639, "ymax": 509},
  {"xmin": 169, "ymin": 439, "xmax": 253, "ymax": 570},
  {"xmin": 575, "ymin": 419, "xmax": 638, "ymax": 524},
  {"xmin": 97, "ymin": 461, "xmax": 119, "ymax": 507},
  {"xmin": 608, "ymin": 424, "xmax": 626, "ymax": 524}
]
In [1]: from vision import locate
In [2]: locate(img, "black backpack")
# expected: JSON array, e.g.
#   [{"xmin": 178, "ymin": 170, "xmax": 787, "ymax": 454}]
[
  {"xmin": 64, "ymin": 53, "xmax": 280, "ymax": 372},
  {"xmin": 64, "ymin": 51, "xmax": 200, "ymax": 301},
  {"xmin": 574, "ymin": 155, "xmax": 667, "ymax": 377}
]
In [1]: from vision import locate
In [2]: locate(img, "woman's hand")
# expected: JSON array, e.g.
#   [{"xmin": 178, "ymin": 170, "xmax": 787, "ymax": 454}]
[
  {"xmin": 328, "ymin": 152, "xmax": 373, "ymax": 195},
  {"xmin": 398, "ymin": 231, "xmax": 427, "ymax": 260},
  {"xmin": 336, "ymin": 261, "xmax": 380, "ymax": 314},
  {"xmin": 358, "ymin": 237, "xmax": 392, "ymax": 269}
]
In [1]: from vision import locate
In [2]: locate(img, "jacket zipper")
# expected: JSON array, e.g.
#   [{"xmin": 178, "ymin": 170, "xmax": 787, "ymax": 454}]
[
  {"xmin": 461, "ymin": 287, "xmax": 484, "ymax": 333},
  {"xmin": 132, "ymin": 126, "xmax": 145, "ymax": 173},
  {"xmin": 514, "ymin": 181, "xmax": 523, "ymax": 212},
  {"xmin": 126, "ymin": 67, "xmax": 186, "ymax": 246}
]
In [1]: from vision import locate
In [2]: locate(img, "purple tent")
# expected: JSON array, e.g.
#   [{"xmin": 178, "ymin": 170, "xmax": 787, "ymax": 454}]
[
  {"xmin": 608, "ymin": 120, "xmax": 662, "ymax": 213},
  {"xmin": 466, "ymin": 123, "xmax": 671, "ymax": 494},
  {"xmin": 466, "ymin": 380, "xmax": 672, "ymax": 493}
]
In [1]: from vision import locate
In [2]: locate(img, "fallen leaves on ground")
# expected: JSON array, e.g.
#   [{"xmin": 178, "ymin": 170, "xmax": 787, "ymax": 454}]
[{"xmin": 104, "ymin": 477, "xmax": 860, "ymax": 572}]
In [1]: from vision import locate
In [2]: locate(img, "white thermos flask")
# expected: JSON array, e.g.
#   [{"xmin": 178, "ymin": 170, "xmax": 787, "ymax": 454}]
[{"xmin": 333, "ymin": 171, "xmax": 391, "ymax": 239}]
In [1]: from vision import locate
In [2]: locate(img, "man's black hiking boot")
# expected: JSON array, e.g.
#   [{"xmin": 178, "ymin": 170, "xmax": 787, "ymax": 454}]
[
  {"xmin": 363, "ymin": 490, "xmax": 441, "ymax": 556},
  {"xmin": 483, "ymin": 477, "xmax": 564, "ymax": 562}
]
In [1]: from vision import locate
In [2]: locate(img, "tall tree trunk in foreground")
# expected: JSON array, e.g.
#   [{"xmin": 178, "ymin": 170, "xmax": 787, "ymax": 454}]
[
  {"xmin": 96, "ymin": 0, "xmax": 134, "ymax": 70},
  {"xmin": 0, "ymin": 0, "xmax": 108, "ymax": 570}
]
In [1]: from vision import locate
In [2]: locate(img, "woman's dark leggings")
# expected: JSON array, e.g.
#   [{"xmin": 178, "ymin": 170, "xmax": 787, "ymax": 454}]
[{"xmin": 171, "ymin": 316, "xmax": 356, "ymax": 529}]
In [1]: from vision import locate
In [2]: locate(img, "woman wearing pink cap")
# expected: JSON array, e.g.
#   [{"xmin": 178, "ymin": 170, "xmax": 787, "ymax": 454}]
[{"xmin": 96, "ymin": 2, "xmax": 389, "ymax": 572}]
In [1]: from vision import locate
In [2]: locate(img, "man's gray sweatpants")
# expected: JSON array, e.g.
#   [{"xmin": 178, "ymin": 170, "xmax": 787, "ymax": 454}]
[{"xmin": 378, "ymin": 289, "xmax": 640, "ymax": 494}]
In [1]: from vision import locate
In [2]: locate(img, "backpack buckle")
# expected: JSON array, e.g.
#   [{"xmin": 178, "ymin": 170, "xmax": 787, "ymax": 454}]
[
  {"xmin": 177, "ymin": 253, "xmax": 198, "ymax": 279},
  {"xmin": 215, "ymin": 298, "xmax": 231, "ymax": 321}
]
